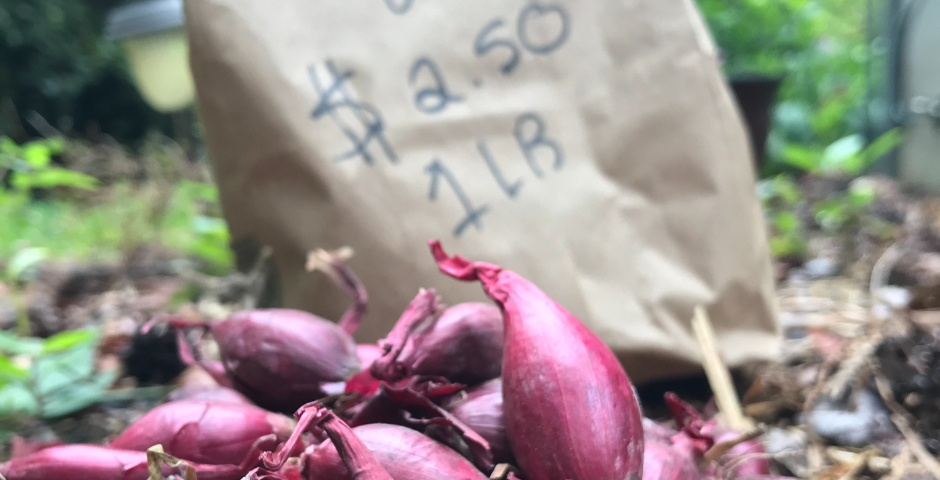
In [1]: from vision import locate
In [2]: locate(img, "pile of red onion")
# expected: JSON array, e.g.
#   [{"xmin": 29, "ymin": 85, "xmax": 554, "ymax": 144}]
[{"xmin": 0, "ymin": 243, "xmax": 789, "ymax": 480}]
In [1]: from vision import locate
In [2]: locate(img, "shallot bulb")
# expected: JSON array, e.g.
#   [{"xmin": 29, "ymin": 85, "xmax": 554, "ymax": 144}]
[
  {"xmin": 430, "ymin": 240, "xmax": 644, "ymax": 480},
  {"xmin": 305, "ymin": 424, "xmax": 489, "ymax": 480},
  {"xmin": 371, "ymin": 292, "xmax": 503, "ymax": 385},
  {"xmin": 0, "ymin": 444, "xmax": 262, "ymax": 480},
  {"xmin": 444, "ymin": 378, "xmax": 512, "ymax": 464},
  {"xmin": 109, "ymin": 399, "xmax": 296, "ymax": 465}
]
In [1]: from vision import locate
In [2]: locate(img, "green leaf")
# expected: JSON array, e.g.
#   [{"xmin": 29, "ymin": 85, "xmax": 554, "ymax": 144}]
[
  {"xmin": 810, "ymin": 98, "xmax": 853, "ymax": 139},
  {"xmin": 0, "ymin": 355, "xmax": 28, "ymax": 382},
  {"xmin": 42, "ymin": 138, "xmax": 65, "ymax": 155},
  {"xmin": 774, "ymin": 102, "xmax": 815, "ymax": 142},
  {"xmin": 769, "ymin": 235, "xmax": 804, "ymax": 257},
  {"xmin": 772, "ymin": 175, "xmax": 804, "ymax": 204},
  {"xmin": 19, "ymin": 168, "xmax": 98, "ymax": 190},
  {"xmin": 859, "ymin": 128, "xmax": 903, "ymax": 167},
  {"xmin": 191, "ymin": 216, "xmax": 227, "ymax": 236},
  {"xmin": 42, "ymin": 329, "xmax": 97, "ymax": 354},
  {"xmin": 33, "ymin": 344, "xmax": 96, "ymax": 398},
  {"xmin": 814, "ymin": 198, "xmax": 849, "ymax": 231},
  {"xmin": 848, "ymin": 182, "xmax": 876, "ymax": 208},
  {"xmin": 39, "ymin": 370, "xmax": 117, "ymax": 419},
  {"xmin": 0, "ymin": 137, "xmax": 17, "ymax": 155},
  {"xmin": 5, "ymin": 247, "xmax": 48, "ymax": 282},
  {"xmin": 0, "ymin": 383, "xmax": 39, "ymax": 418},
  {"xmin": 21, "ymin": 144, "xmax": 51, "ymax": 168},
  {"xmin": 773, "ymin": 211, "xmax": 800, "ymax": 234},
  {"xmin": 0, "ymin": 332, "xmax": 43, "ymax": 357},
  {"xmin": 819, "ymin": 134, "xmax": 865, "ymax": 175},
  {"xmin": 781, "ymin": 144, "xmax": 822, "ymax": 172}
]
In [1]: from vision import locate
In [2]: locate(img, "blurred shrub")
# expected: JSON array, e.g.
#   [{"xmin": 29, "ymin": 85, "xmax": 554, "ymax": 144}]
[
  {"xmin": 0, "ymin": 0, "xmax": 171, "ymax": 145},
  {"xmin": 0, "ymin": 135, "xmax": 232, "ymax": 274},
  {"xmin": 697, "ymin": 0, "xmax": 873, "ymax": 174}
]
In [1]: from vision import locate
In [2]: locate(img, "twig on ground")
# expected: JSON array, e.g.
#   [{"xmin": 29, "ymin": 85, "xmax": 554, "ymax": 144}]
[
  {"xmin": 890, "ymin": 413, "xmax": 940, "ymax": 480},
  {"xmin": 24, "ymin": 111, "xmax": 64, "ymax": 139},
  {"xmin": 692, "ymin": 305, "xmax": 754, "ymax": 432},
  {"xmin": 704, "ymin": 428, "xmax": 765, "ymax": 464},
  {"xmin": 834, "ymin": 448, "xmax": 876, "ymax": 480},
  {"xmin": 872, "ymin": 366, "xmax": 940, "ymax": 479},
  {"xmin": 884, "ymin": 445, "xmax": 912, "ymax": 480},
  {"xmin": 870, "ymin": 242, "xmax": 901, "ymax": 296},
  {"xmin": 823, "ymin": 332, "xmax": 881, "ymax": 401},
  {"xmin": 489, "ymin": 463, "xmax": 519, "ymax": 480}
]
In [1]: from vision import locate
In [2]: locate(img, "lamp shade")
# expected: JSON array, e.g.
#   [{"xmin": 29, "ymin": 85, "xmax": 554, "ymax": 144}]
[{"xmin": 106, "ymin": 0, "xmax": 195, "ymax": 113}]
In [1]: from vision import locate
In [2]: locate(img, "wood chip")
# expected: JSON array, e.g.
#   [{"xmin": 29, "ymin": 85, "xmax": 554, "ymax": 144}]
[{"xmin": 823, "ymin": 332, "xmax": 881, "ymax": 400}]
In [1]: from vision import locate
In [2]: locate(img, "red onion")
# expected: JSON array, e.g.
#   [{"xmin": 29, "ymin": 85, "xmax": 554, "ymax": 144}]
[
  {"xmin": 357, "ymin": 344, "xmax": 383, "ymax": 370},
  {"xmin": 9, "ymin": 437, "xmax": 61, "ymax": 459},
  {"xmin": 261, "ymin": 403, "xmax": 397, "ymax": 480},
  {"xmin": 168, "ymin": 385, "xmax": 253, "ymax": 405},
  {"xmin": 174, "ymin": 329, "xmax": 234, "ymax": 389},
  {"xmin": 156, "ymin": 250, "xmax": 371, "ymax": 413},
  {"xmin": 371, "ymin": 290, "xmax": 503, "ymax": 385},
  {"xmin": 643, "ymin": 417, "xmax": 677, "ymax": 444},
  {"xmin": 703, "ymin": 423, "xmax": 770, "ymax": 476},
  {"xmin": 665, "ymin": 393, "xmax": 770, "ymax": 477},
  {"xmin": 248, "ymin": 462, "xmax": 305, "ymax": 480},
  {"xmin": 430, "ymin": 240, "xmax": 644, "ymax": 480},
  {"xmin": 164, "ymin": 308, "xmax": 360, "ymax": 413},
  {"xmin": 306, "ymin": 248, "xmax": 369, "ymax": 337},
  {"xmin": 0, "ymin": 444, "xmax": 262, "ymax": 480},
  {"xmin": 265, "ymin": 403, "xmax": 394, "ymax": 480},
  {"xmin": 379, "ymin": 381, "xmax": 493, "ymax": 470},
  {"xmin": 443, "ymin": 378, "xmax": 512, "ymax": 464},
  {"xmin": 109, "ymin": 399, "xmax": 296, "ymax": 465},
  {"xmin": 642, "ymin": 441, "xmax": 703, "ymax": 480},
  {"xmin": 337, "ymin": 344, "xmax": 384, "ymax": 398},
  {"xmin": 304, "ymin": 424, "xmax": 489, "ymax": 480}
]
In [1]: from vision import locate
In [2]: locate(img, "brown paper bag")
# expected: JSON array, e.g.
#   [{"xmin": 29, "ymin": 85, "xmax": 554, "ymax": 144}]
[{"xmin": 185, "ymin": 0, "xmax": 780, "ymax": 383}]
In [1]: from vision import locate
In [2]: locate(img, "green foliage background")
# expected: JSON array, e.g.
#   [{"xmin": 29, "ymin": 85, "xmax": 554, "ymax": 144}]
[
  {"xmin": 696, "ymin": 0, "xmax": 877, "ymax": 173},
  {"xmin": 0, "ymin": 0, "xmax": 169, "ymax": 145}
]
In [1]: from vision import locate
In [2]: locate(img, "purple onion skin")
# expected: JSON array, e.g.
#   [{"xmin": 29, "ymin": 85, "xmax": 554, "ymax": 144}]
[
  {"xmin": 168, "ymin": 386, "xmax": 253, "ymax": 405},
  {"xmin": 643, "ymin": 418, "xmax": 677, "ymax": 444},
  {"xmin": 357, "ymin": 344, "xmax": 384, "ymax": 371},
  {"xmin": 0, "ymin": 445, "xmax": 256, "ymax": 480},
  {"xmin": 400, "ymin": 303, "xmax": 503, "ymax": 384},
  {"xmin": 109, "ymin": 399, "xmax": 295, "ymax": 465},
  {"xmin": 312, "ymin": 407, "xmax": 394, "ymax": 480},
  {"xmin": 444, "ymin": 378, "xmax": 512, "ymax": 464},
  {"xmin": 213, "ymin": 309, "xmax": 360, "ymax": 413},
  {"xmin": 708, "ymin": 426, "xmax": 770, "ymax": 476},
  {"xmin": 304, "ymin": 424, "xmax": 488, "ymax": 480},
  {"xmin": 431, "ymin": 241, "xmax": 644, "ymax": 480},
  {"xmin": 642, "ymin": 442, "xmax": 703, "ymax": 480}
]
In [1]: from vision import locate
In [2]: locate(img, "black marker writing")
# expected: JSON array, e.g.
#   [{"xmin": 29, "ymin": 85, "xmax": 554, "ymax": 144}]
[
  {"xmin": 309, "ymin": 62, "xmax": 397, "ymax": 165},
  {"xmin": 517, "ymin": 3, "xmax": 570, "ymax": 55},
  {"xmin": 426, "ymin": 158, "xmax": 490, "ymax": 237},
  {"xmin": 384, "ymin": 0, "xmax": 413, "ymax": 15},
  {"xmin": 514, "ymin": 112, "xmax": 563, "ymax": 177},
  {"xmin": 409, "ymin": 57, "xmax": 463, "ymax": 114},
  {"xmin": 477, "ymin": 140, "xmax": 523, "ymax": 198},
  {"xmin": 474, "ymin": 19, "xmax": 522, "ymax": 75}
]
